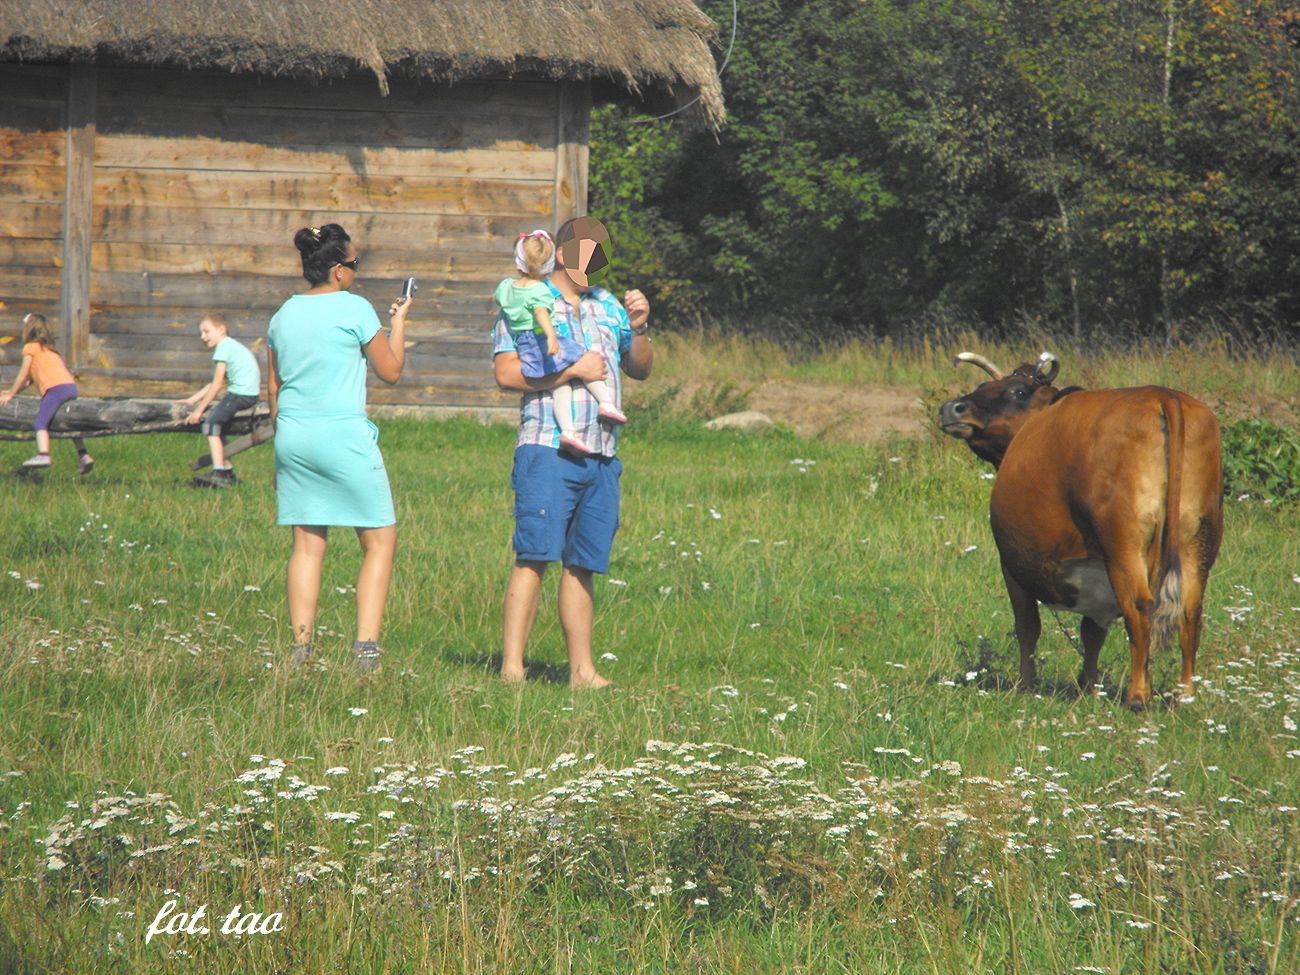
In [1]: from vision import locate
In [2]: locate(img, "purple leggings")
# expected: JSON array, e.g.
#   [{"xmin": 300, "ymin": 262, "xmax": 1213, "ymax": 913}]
[{"xmin": 35, "ymin": 383, "xmax": 77, "ymax": 432}]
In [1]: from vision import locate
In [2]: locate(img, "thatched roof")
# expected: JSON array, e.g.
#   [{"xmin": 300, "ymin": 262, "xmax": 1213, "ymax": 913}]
[{"xmin": 1, "ymin": 0, "xmax": 724, "ymax": 126}]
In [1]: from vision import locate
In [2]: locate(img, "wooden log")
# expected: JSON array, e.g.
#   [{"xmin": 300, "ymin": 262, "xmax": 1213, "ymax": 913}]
[
  {"xmin": 96, "ymin": 102, "xmax": 555, "ymax": 152},
  {"xmin": 0, "ymin": 165, "xmax": 67, "ymax": 205},
  {"xmin": 93, "ymin": 168, "xmax": 554, "ymax": 217},
  {"xmin": 0, "ymin": 128, "xmax": 64, "ymax": 166},
  {"xmin": 0, "ymin": 63, "xmax": 70, "ymax": 103},
  {"xmin": 90, "ymin": 207, "xmax": 545, "ymax": 249},
  {"xmin": 94, "ymin": 69, "xmax": 557, "ymax": 119},
  {"xmin": 0, "ymin": 396, "xmax": 270, "ymax": 440},
  {"xmin": 0, "ymin": 203, "xmax": 65, "ymax": 240},
  {"xmin": 85, "ymin": 240, "xmax": 511, "ymax": 279},
  {"xmin": 97, "ymin": 135, "xmax": 555, "ymax": 180},
  {"xmin": 190, "ymin": 421, "xmax": 274, "ymax": 470}
]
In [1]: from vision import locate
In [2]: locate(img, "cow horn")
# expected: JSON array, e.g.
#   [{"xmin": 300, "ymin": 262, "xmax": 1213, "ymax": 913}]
[
  {"xmin": 1033, "ymin": 352, "xmax": 1060, "ymax": 384},
  {"xmin": 953, "ymin": 352, "xmax": 1005, "ymax": 380}
]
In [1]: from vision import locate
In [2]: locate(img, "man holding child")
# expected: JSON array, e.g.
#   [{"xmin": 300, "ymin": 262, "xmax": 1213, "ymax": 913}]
[{"xmin": 492, "ymin": 216, "xmax": 653, "ymax": 689}]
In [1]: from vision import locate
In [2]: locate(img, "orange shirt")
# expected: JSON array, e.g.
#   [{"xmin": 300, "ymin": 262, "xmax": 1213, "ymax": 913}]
[{"xmin": 22, "ymin": 342, "xmax": 76, "ymax": 395}]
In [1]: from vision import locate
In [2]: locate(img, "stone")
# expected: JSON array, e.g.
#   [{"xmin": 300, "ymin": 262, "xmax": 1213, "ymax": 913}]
[{"xmin": 704, "ymin": 411, "xmax": 775, "ymax": 433}]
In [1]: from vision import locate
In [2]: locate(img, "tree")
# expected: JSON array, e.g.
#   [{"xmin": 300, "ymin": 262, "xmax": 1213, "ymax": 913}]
[{"xmin": 589, "ymin": 0, "xmax": 1300, "ymax": 339}]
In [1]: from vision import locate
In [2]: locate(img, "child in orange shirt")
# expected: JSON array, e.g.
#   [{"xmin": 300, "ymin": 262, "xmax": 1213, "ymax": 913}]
[{"xmin": 0, "ymin": 313, "xmax": 94, "ymax": 473}]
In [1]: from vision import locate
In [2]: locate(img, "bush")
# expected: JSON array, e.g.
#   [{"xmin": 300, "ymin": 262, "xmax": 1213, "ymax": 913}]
[{"xmin": 1220, "ymin": 418, "xmax": 1300, "ymax": 504}]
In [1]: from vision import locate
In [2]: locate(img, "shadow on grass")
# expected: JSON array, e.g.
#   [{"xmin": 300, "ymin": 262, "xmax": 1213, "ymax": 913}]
[
  {"xmin": 445, "ymin": 648, "xmax": 571, "ymax": 686},
  {"xmin": 934, "ymin": 635, "xmax": 1132, "ymax": 704}
]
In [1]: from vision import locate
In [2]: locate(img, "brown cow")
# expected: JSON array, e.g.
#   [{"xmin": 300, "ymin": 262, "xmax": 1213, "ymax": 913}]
[{"xmin": 938, "ymin": 352, "xmax": 1223, "ymax": 707}]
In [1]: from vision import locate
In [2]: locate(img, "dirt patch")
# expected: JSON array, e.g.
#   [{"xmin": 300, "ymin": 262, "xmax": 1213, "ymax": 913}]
[
  {"xmin": 679, "ymin": 380, "xmax": 1296, "ymax": 445},
  {"xmin": 748, "ymin": 381, "xmax": 930, "ymax": 444}
]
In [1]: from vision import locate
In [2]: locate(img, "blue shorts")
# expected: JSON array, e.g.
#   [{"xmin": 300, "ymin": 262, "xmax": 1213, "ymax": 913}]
[{"xmin": 511, "ymin": 444, "xmax": 622, "ymax": 573}]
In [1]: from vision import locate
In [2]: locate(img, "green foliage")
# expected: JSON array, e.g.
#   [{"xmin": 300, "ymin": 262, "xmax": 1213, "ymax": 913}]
[
  {"xmin": 1221, "ymin": 417, "xmax": 1300, "ymax": 503},
  {"xmin": 590, "ymin": 0, "xmax": 1300, "ymax": 338}
]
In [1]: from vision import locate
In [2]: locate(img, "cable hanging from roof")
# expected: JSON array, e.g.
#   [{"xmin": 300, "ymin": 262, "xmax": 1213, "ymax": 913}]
[{"xmin": 634, "ymin": 0, "xmax": 736, "ymax": 124}]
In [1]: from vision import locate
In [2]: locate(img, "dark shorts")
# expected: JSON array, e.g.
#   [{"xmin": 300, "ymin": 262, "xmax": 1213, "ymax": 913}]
[
  {"xmin": 34, "ymin": 383, "xmax": 77, "ymax": 432},
  {"xmin": 515, "ymin": 330, "xmax": 587, "ymax": 380},
  {"xmin": 511, "ymin": 444, "xmax": 622, "ymax": 573},
  {"xmin": 201, "ymin": 393, "xmax": 259, "ymax": 437}
]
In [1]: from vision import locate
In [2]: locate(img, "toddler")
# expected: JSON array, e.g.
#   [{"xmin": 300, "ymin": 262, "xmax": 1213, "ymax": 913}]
[{"xmin": 493, "ymin": 229, "xmax": 626, "ymax": 454}]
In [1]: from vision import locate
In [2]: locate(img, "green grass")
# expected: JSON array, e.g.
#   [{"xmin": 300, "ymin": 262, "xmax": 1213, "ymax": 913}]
[{"xmin": 0, "ymin": 341, "xmax": 1297, "ymax": 974}]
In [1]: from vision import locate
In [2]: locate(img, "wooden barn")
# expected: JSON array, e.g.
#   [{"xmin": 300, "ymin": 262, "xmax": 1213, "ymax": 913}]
[{"xmin": 0, "ymin": 2, "xmax": 722, "ymax": 408}]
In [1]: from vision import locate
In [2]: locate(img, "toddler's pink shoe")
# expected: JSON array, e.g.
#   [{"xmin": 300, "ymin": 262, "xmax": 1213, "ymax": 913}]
[
  {"xmin": 597, "ymin": 406, "xmax": 628, "ymax": 426},
  {"xmin": 559, "ymin": 433, "xmax": 590, "ymax": 455}
]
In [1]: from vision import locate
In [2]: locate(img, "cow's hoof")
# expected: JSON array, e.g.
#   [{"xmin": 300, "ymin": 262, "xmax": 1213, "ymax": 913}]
[{"xmin": 1015, "ymin": 679, "xmax": 1039, "ymax": 695}]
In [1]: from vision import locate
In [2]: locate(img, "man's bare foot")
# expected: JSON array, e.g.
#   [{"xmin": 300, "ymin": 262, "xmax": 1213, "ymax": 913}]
[
  {"xmin": 569, "ymin": 671, "xmax": 613, "ymax": 690},
  {"xmin": 501, "ymin": 667, "xmax": 526, "ymax": 684}
]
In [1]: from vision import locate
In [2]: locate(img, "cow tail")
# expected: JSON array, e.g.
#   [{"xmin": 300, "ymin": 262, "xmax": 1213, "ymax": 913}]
[{"xmin": 1152, "ymin": 394, "xmax": 1185, "ymax": 652}]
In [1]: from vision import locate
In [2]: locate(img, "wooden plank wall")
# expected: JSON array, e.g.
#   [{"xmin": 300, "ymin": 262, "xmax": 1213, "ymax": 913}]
[
  {"xmin": 0, "ymin": 64, "xmax": 67, "ymax": 371},
  {"xmin": 4, "ymin": 64, "xmax": 586, "ymax": 406}
]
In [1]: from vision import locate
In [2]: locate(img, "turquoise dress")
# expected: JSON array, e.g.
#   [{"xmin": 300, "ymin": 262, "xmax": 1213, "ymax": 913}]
[{"xmin": 267, "ymin": 291, "xmax": 395, "ymax": 528}]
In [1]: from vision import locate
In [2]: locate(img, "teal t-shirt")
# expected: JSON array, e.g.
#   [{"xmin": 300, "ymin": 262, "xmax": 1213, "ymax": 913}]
[
  {"xmin": 213, "ymin": 336, "xmax": 261, "ymax": 396},
  {"xmin": 494, "ymin": 278, "xmax": 555, "ymax": 335},
  {"xmin": 267, "ymin": 292, "xmax": 382, "ymax": 418}
]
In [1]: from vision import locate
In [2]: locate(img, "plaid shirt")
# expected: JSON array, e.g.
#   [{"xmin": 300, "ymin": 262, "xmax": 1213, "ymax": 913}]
[{"xmin": 493, "ymin": 283, "xmax": 633, "ymax": 457}]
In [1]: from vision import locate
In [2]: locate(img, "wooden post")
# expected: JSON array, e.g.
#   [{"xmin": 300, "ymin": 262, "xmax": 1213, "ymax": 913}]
[
  {"xmin": 61, "ymin": 63, "xmax": 96, "ymax": 368},
  {"xmin": 552, "ymin": 80, "xmax": 591, "ymax": 227}
]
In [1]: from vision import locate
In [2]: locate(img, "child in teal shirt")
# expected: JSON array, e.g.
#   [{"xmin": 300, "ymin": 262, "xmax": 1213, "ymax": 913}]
[{"xmin": 493, "ymin": 229, "xmax": 626, "ymax": 454}]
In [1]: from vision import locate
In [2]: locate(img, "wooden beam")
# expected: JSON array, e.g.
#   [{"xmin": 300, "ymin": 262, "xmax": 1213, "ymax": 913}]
[
  {"xmin": 552, "ymin": 80, "xmax": 591, "ymax": 227},
  {"xmin": 60, "ymin": 63, "xmax": 95, "ymax": 368},
  {"xmin": 0, "ymin": 395, "xmax": 268, "ymax": 440},
  {"xmin": 190, "ymin": 421, "xmax": 274, "ymax": 470}
]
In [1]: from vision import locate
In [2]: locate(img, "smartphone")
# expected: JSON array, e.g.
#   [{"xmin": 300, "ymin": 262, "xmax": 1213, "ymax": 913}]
[{"xmin": 400, "ymin": 277, "xmax": 417, "ymax": 302}]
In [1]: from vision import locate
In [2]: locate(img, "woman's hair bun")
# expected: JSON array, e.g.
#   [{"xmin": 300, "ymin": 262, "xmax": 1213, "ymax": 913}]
[
  {"xmin": 294, "ymin": 226, "xmax": 321, "ymax": 255},
  {"xmin": 294, "ymin": 223, "xmax": 352, "ymax": 285}
]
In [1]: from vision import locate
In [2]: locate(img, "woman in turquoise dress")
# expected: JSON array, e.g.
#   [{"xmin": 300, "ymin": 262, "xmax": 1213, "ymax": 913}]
[{"xmin": 267, "ymin": 223, "xmax": 411, "ymax": 671}]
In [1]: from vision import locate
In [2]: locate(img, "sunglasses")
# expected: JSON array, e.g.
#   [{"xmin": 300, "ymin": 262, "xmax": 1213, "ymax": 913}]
[{"xmin": 336, "ymin": 257, "xmax": 360, "ymax": 271}]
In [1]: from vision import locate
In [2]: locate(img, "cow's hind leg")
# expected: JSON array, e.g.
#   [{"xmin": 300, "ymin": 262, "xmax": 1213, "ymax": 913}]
[
  {"xmin": 1002, "ymin": 564, "xmax": 1041, "ymax": 692},
  {"xmin": 1174, "ymin": 560, "xmax": 1210, "ymax": 702},
  {"xmin": 1104, "ymin": 554, "xmax": 1156, "ymax": 708},
  {"xmin": 1078, "ymin": 617, "xmax": 1108, "ymax": 695}
]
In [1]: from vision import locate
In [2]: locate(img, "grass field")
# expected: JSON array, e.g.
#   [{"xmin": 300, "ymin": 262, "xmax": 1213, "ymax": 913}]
[{"xmin": 0, "ymin": 337, "xmax": 1296, "ymax": 973}]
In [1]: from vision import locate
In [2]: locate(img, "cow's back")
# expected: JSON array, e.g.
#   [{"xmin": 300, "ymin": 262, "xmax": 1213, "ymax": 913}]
[{"xmin": 989, "ymin": 386, "xmax": 1222, "ymax": 603}]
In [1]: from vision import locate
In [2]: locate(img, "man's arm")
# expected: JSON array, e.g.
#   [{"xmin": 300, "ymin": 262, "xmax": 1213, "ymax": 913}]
[
  {"xmin": 620, "ymin": 289, "xmax": 653, "ymax": 381},
  {"xmin": 494, "ymin": 350, "xmax": 607, "ymax": 392}
]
